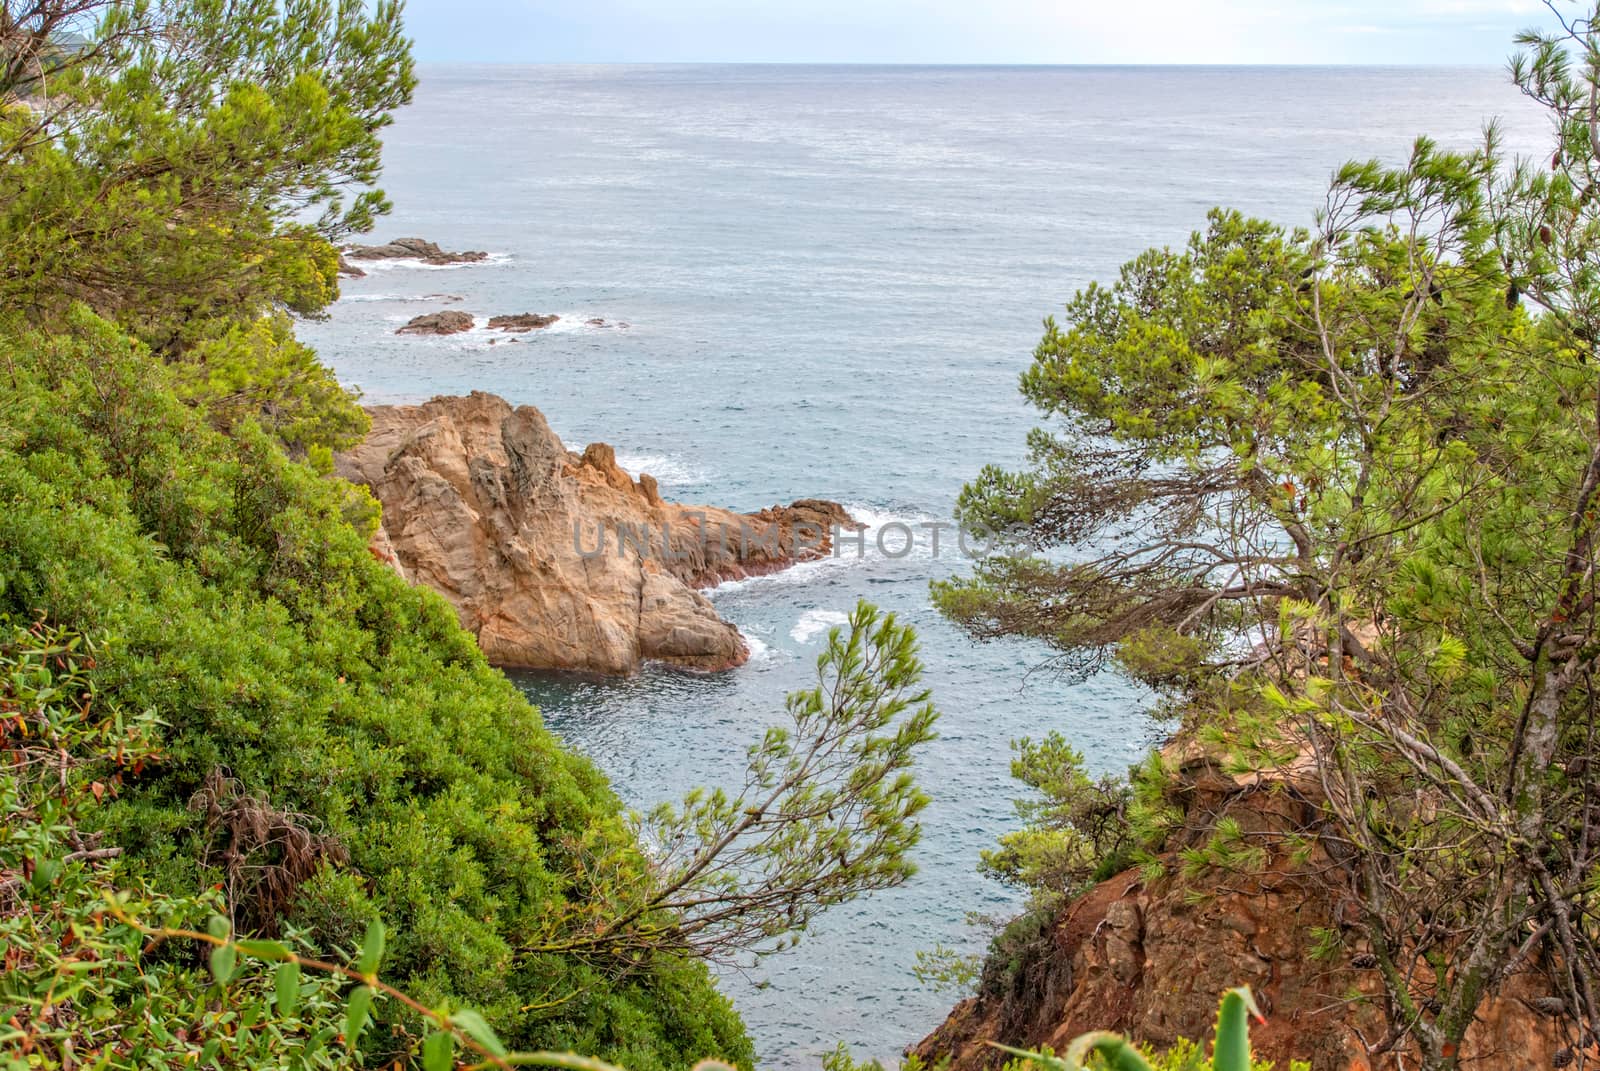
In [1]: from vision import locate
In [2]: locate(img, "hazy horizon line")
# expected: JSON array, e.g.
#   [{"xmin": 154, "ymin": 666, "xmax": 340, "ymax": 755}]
[{"xmin": 413, "ymin": 59, "xmax": 1515, "ymax": 69}]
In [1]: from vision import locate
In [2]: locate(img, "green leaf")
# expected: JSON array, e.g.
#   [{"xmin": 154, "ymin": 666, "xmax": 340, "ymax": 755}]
[
  {"xmin": 344, "ymin": 985, "xmax": 374, "ymax": 1046},
  {"xmin": 208, "ymin": 944, "xmax": 237, "ymax": 985},
  {"xmin": 356, "ymin": 919, "xmax": 385, "ymax": 976},
  {"xmin": 986, "ymin": 1041, "xmax": 1072, "ymax": 1070},
  {"xmin": 206, "ymin": 915, "xmax": 230, "ymax": 940},
  {"xmin": 236, "ymin": 939, "xmax": 291, "ymax": 961},
  {"xmin": 1213, "ymin": 986, "xmax": 1263, "ymax": 1071},
  {"xmin": 29, "ymin": 857, "xmax": 59, "ymax": 891},
  {"xmin": 421, "ymin": 1030, "xmax": 453, "ymax": 1071},
  {"xmin": 273, "ymin": 961, "xmax": 301, "ymax": 1018},
  {"xmin": 449, "ymin": 1009, "xmax": 508, "ymax": 1058}
]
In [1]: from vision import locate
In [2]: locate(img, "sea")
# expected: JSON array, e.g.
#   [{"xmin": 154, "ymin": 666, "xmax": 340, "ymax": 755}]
[{"xmin": 297, "ymin": 65, "xmax": 1549, "ymax": 1068}]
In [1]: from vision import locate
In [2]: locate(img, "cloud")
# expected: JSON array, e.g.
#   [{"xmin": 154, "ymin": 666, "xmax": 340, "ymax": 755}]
[
  {"xmin": 401, "ymin": 0, "xmax": 1558, "ymax": 63},
  {"xmin": 1412, "ymin": 0, "xmax": 1542, "ymax": 13}
]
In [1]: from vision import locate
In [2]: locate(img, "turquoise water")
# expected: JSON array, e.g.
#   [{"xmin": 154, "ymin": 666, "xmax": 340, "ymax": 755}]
[{"xmin": 299, "ymin": 65, "xmax": 1546, "ymax": 1067}]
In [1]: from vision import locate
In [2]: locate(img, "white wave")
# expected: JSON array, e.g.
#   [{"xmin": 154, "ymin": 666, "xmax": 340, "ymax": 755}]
[
  {"xmin": 504, "ymin": 313, "xmax": 629, "ymax": 334},
  {"xmin": 338, "ymin": 292, "xmax": 465, "ymax": 304},
  {"xmin": 375, "ymin": 309, "xmax": 629, "ymax": 348},
  {"xmin": 434, "ymin": 315, "xmax": 619, "ymax": 348},
  {"xmin": 790, "ymin": 609, "xmax": 850, "ymax": 644},
  {"xmin": 703, "ymin": 553, "xmax": 839, "ymax": 598},
  {"xmin": 705, "ymin": 574, "xmax": 754, "ymax": 596},
  {"xmin": 380, "ymin": 318, "xmax": 560, "ymax": 349},
  {"xmin": 842, "ymin": 503, "xmax": 940, "ymax": 530},
  {"xmin": 704, "ymin": 506, "xmax": 944, "ymax": 596},
  {"xmin": 614, "ymin": 451, "xmax": 707, "ymax": 488},
  {"xmin": 345, "ymin": 251, "xmax": 511, "ymax": 273},
  {"xmin": 742, "ymin": 633, "xmax": 772, "ymax": 662},
  {"xmin": 538, "ymin": 313, "xmax": 591, "ymax": 334},
  {"xmin": 831, "ymin": 502, "xmax": 956, "ymax": 562}
]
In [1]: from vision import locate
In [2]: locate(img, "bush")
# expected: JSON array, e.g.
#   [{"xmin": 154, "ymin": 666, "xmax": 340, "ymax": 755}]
[
  {"xmin": 0, "ymin": 311, "xmax": 753, "ymax": 1069},
  {"xmin": 0, "ymin": 619, "xmax": 361, "ymax": 1070}
]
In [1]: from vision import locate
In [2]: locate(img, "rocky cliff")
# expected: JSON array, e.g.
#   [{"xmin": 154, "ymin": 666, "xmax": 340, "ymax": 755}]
[
  {"xmin": 335, "ymin": 392, "xmax": 853, "ymax": 674},
  {"xmin": 914, "ymin": 750, "xmax": 1579, "ymax": 1071}
]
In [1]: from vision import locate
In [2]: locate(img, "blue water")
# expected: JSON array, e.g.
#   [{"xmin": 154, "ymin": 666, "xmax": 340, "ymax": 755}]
[{"xmin": 299, "ymin": 65, "xmax": 1548, "ymax": 1067}]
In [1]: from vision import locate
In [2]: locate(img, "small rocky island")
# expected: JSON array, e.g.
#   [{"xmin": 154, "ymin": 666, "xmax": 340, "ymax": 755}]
[
  {"xmin": 341, "ymin": 236, "xmax": 489, "ymax": 275},
  {"xmin": 393, "ymin": 311, "xmax": 567, "ymax": 335},
  {"xmin": 489, "ymin": 312, "xmax": 559, "ymax": 331},
  {"xmin": 335, "ymin": 392, "xmax": 854, "ymax": 674},
  {"xmin": 396, "ymin": 310, "xmax": 475, "ymax": 335}
]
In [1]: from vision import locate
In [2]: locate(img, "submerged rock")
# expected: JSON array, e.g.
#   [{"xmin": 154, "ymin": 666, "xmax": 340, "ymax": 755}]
[
  {"xmin": 344, "ymin": 237, "xmax": 489, "ymax": 265},
  {"xmin": 488, "ymin": 312, "xmax": 559, "ymax": 331},
  {"xmin": 334, "ymin": 392, "xmax": 855, "ymax": 674},
  {"xmin": 396, "ymin": 311, "xmax": 474, "ymax": 335}
]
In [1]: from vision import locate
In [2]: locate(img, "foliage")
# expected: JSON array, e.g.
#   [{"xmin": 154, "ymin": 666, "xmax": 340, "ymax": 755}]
[
  {"xmin": 974, "ymin": 897, "xmax": 1059, "ymax": 1011},
  {"xmin": 0, "ymin": 310, "xmax": 756, "ymax": 1069},
  {"xmin": 911, "ymin": 944, "xmax": 982, "ymax": 996},
  {"xmin": 0, "ymin": 617, "xmax": 753, "ymax": 1071},
  {"xmin": 530, "ymin": 604, "xmax": 938, "ymax": 965},
  {"xmin": 171, "ymin": 313, "xmax": 371, "ymax": 456},
  {"xmin": 979, "ymin": 735, "xmax": 1135, "ymax": 893},
  {"xmin": 937, "ymin": 7, "xmax": 1600, "ymax": 1066},
  {"xmin": 0, "ymin": 0, "xmax": 412, "ymax": 445},
  {"xmin": 820, "ymin": 1044, "xmax": 945, "ymax": 1071},
  {"xmin": 0, "ymin": 617, "xmax": 360, "ymax": 1069}
]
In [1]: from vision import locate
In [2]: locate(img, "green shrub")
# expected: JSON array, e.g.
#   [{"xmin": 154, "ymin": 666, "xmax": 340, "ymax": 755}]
[
  {"xmin": 0, "ymin": 312, "xmax": 753, "ymax": 1069},
  {"xmin": 0, "ymin": 619, "xmax": 361, "ymax": 1070},
  {"xmin": 0, "ymin": 620, "xmax": 751, "ymax": 1070},
  {"xmin": 979, "ymin": 735, "xmax": 1134, "ymax": 894}
]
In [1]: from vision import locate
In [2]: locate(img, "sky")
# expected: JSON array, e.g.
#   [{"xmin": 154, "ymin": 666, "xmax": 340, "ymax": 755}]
[{"xmin": 403, "ymin": 0, "xmax": 1560, "ymax": 64}]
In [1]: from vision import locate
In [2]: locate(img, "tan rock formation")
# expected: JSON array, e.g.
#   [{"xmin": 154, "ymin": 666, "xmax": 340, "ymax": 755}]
[{"xmin": 334, "ymin": 391, "xmax": 854, "ymax": 675}]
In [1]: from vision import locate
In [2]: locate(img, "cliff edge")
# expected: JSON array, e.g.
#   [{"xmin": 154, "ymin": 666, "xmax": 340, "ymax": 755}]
[
  {"xmin": 335, "ymin": 391, "xmax": 853, "ymax": 674},
  {"xmin": 913, "ymin": 748, "xmax": 1578, "ymax": 1071}
]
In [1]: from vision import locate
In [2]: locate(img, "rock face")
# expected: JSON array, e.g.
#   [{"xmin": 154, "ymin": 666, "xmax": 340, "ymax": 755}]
[
  {"xmin": 397, "ymin": 311, "xmax": 474, "ymax": 336},
  {"xmin": 334, "ymin": 392, "xmax": 855, "ymax": 674},
  {"xmin": 337, "ymin": 254, "xmax": 366, "ymax": 279},
  {"xmin": 912, "ymin": 752, "xmax": 1580, "ymax": 1071},
  {"xmin": 488, "ymin": 313, "xmax": 559, "ymax": 331},
  {"xmin": 343, "ymin": 237, "xmax": 489, "ymax": 265}
]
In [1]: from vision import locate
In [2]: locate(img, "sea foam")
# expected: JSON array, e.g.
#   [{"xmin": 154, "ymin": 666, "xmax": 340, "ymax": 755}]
[{"xmin": 789, "ymin": 609, "xmax": 850, "ymax": 643}]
